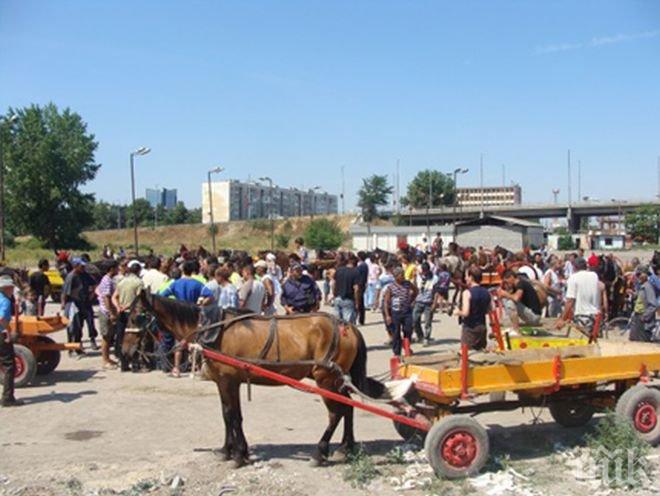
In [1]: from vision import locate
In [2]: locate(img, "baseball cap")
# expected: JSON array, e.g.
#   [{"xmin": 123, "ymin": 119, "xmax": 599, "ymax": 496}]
[
  {"xmin": 266, "ymin": 253, "xmax": 276, "ymax": 262},
  {"xmin": 0, "ymin": 276, "xmax": 15, "ymax": 289},
  {"xmin": 254, "ymin": 260, "xmax": 268, "ymax": 269},
  {"xmin": 127, "ymin": 260, "xmax": 144, "ymax": 270},
  {"xmin": 71, "ymin": 257, "xmax": 86, "ymax": 267}
]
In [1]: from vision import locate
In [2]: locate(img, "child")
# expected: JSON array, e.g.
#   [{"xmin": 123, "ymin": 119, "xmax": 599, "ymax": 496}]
[
  {"xmin": 431, "ymin": 264, "xmax": 451, "ymax": 314},
  {"xmin": 22, "ymin": 289, "xmax": 38, "ymax": 316}
]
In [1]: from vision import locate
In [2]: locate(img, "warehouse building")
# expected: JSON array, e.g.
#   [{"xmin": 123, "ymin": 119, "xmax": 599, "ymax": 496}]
[{"xmin": 455, "ymin": 215, "xmax": 544, "ymax": 251}]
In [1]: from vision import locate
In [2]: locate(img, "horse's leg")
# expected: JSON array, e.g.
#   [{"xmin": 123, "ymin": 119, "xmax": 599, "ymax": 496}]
[
  {"xmin": 215, "ymin": 381, "xmax": 233, "ymax": 462},
  {"xmin": 335, "ymin": 405, "xmax": 356, "ymax": 460},
  {"xmin": 311, "ymin": 371, "xmax": 344, "ymax": 466},
  {"xmin": 225, "ymin": 379, "xmax": 249, "ymax": 468}
]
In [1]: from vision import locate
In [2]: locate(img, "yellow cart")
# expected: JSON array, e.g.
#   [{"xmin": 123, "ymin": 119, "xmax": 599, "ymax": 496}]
[{"xmin": 392, "ymin": 341, "xmax": 660, "ymax": 479}]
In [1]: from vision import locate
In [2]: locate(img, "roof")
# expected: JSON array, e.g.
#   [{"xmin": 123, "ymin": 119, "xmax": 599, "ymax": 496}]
[
  {"xmin": 349, "ymin": 224, "xmax": 454, "ymax": 235},
  {"xmin": 455, "ymin": 215, "xmax": 543, "ymax": 228}
]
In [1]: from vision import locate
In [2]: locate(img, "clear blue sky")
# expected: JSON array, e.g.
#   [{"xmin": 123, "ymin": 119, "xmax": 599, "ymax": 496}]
[{"xmin": 1, "ymin": 1, "xmax": 659, "ymax": 209}]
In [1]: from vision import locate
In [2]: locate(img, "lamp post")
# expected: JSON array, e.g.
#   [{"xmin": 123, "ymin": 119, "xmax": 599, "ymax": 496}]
[
  {"xmin": 207, "ymin": 166, "xmax": 224, "ymax": 254},
  {"xmin": 447, "ymin": 167, "xmax": 468, "ymax": 237},
  {"xmin": 259, "ymin": 176, "xmax": 274, "ymax": 250},
  {"xmin": 0, "ymin": 113, "xmax": 17, "ymax": 262},
  {"xmin": 129, "ymin": 146, "xmax": 150, "ymax": 256}
]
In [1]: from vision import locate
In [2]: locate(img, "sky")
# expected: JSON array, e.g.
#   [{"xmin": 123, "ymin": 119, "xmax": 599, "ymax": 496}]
[{"xmin": 1, "ymin": 0, "xmax": 659, "ymax": 210}]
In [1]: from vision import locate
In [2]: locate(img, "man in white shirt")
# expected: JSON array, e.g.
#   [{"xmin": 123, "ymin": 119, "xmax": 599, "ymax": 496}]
[
  {"xmin": 556, "ymin": 257, "xmax": 606, "ymax": 336},
  {"xmin": 239, "ymin": 264, "xmax": 265, "ymax": 314},
  {"xmin": 142, "ymin": 257, "xmax": 168, "ymax": 294}
]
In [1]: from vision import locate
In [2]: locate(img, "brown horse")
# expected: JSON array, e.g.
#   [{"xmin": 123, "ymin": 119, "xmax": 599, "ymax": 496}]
[{"xmin": 136, "ymin": 291, "xmax": 385, "ymax": 468}]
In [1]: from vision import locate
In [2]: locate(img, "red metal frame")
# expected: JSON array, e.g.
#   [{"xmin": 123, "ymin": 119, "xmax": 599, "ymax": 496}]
[{"xmin": 200, "ymin": 347, "xmax": 431, "ymax": 432}]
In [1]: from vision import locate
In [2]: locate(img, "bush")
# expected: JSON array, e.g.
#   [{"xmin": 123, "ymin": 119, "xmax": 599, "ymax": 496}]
[
  {"xmin": 304, "ymin": 218, "xmax": 344, "ymax": 250},
  {"xmin": 281, "ymin": 219, "xmax": 293, "ymax": 232},
  {"xmin": 249, "ymin": 219, "xmax": 270, "ymax": 231},
  {"xmin": 343, "ymin": 446, "xmax": 379, "ymax": 488},
  {"xmin": 558, "ymin": 234, "xmax": 574, "ymax": 250},
  {"xmin": 275, "ymin": 233, "xmax": 290, "ymax": 249}
]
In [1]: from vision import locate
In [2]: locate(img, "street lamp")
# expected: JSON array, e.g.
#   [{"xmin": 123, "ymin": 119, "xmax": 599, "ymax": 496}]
[
  {"xmin": 129, "ymin": 146, "xmax": 150, "ymax": 256},
  {"xmin": 0, "ymin": 113, "xmax": 17, "ymax": 262},
  {"xmin": 447, "ymin": 167, "xmax": 469, "ymax": 231},
  {"xmin": 552, "ymin": 188, "xmax": 560, "ymax": 205},
  {"xmin": 259, "ymin": 177, "xmax": 275, "ymax": 250},
  {"xmin": 207, "ymin": 166, "xmax": 224, "ymax": 254}
]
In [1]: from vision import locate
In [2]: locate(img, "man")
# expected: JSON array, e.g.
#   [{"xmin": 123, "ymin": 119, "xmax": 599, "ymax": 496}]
[
  {"xmin": 200, "ymin": 267, "xmax": 239, "ymax": 309},
  {"xmin": 432, "ymin": 233, "xmax": 443, "ymax": 258},
  {"xmin": 365, "ymin": 254, "xmax": 380, "ymax": 312},
  {"xmin": 454, "ymin": 267, "xmax": 492, "ymax": 350},
  {"xmin": 255, "ymin": 260, "xmax": 276, "ymax": 315},
  {"xmin": 294, "ymin": 237, "xmax": 309, "ymax": 265},
  {"xmin": 412, "ymin": 262, "xmax": 437, "ymax": 346},
  {"xmin": 112, "ymin": 261, "xmax": 145, "ymax": 371},
  {"xmin": 556, "ymin": 257, "xmax": 604, "ymax": 337},
  {"xmin": 61, "ymin": 257, "xmax": 89, "ymax": 355},
  {"xmin": 96, "ymin": 261, "xmax": 119, "ymax": 369},
  {"xmin": 281, "ymin": 262, "xmax": 321, "ymax": 314},
  {"xmin": 238, "ymin": 264, "xmax": 265, "ymax": 314},
  {"xmin": 563, "ymin": 253, "xmax": 576, "ymax": 280},
  {"xmin": 383, "ymin": 267, "xmax": 417, "ymax": 357},
  {"xmin": 498, "ymin": 269, "xmax": 542, "ymax": 329},
  {"xmin": 333, "ymin": 253, "xmax": 360, "ymax": 324},
  {"xmin": 629, "ymin": 265, "xmax": 657, "ymax": 342},
  {"xmin": 142, "ymin": 257, "xmax": 168, "ymax": 294},
  {"xmin": 0, "ymin": 276, "xmax": 22, "ymax": 407},
  {"xmin": 355, "ymin": 252, "xmax": 369, "ymax": 325},
  {"xmin": 160, "ymin": 260, "xmax": 205, "ymax": 303},
  {"xmin": 29, "ymin": 258, "xmax": 50, "ymax": 316}
]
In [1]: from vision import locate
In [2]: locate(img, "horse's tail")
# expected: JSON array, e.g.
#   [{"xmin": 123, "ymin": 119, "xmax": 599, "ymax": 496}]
[{"xmin": 349, "ymin": 326, "xmax": 388, "ymax": 400}]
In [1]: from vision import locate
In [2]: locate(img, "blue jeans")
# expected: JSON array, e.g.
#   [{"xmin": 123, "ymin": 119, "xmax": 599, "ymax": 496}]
[
  {"xmin": 391, "ymin": 310, "xmax": 413, "ymax": 356},
  {"xmin": 334, "ymin": 297, "xmax": 356, "ymax": 324},
  {"xmin": 412, "ymin": 302, "xmax": 433, "ymax": 341},
  {"xmin": 365, "ymin": 282, "xmax": 378, "ymax": 309}
]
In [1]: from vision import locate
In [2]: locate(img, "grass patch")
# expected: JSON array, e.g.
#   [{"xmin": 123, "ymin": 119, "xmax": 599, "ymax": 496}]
[
  {"xmin": 586, "ymin": 411, "xmax": 652, "ymax": 489},
  {"xmin": 343, "ymin": 445, "xmax": 380, "ymax": 488}
]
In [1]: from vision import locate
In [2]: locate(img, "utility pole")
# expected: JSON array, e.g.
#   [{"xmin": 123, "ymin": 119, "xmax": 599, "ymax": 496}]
[
  {"xmin": 396, "ymin": 158, "xmax": 400, "ymax": 214},
  {"xmin": 480, "ymin": 153, "xmax": 484, "ymax": 217},
  {"xmin": 567, "ymin": 149, "xmax": 572, "ymax": 205},
  {"xmin": 501, "ymin": 164, "xmax": 505, "ymax": 187},
  {"xmin": 578, "ymin": 160, "xmax": 582, "ymax": 202},
  {"xmin": 340, "ymin": 165, "xmax": 345, "ymax": 214}
]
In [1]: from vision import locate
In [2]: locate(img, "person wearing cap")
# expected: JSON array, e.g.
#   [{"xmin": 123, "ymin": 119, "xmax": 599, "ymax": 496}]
[
  {"xmin": 555, "ymin": 257, "xmax": 606, "ymax": 335},
  {"xmin": 629, "ymin": 265, "xmax": 657, "ymax": 342},
  {"xmin": 61, "ymin": 257, "xmax": 89, "ymax": 356},
  {"xmin": 255, "ymin": 260, "xmax": 276, "ymax": 315},
  {"xmin": 112, "ymin": 261, "xmax": 145, "ymax": 371},
  {"xmin": 0, "ymin": 276, "xmax": 22, "ymax": 406},
  {"xmin": 280, "ymin": 262, "xmax": 321, "ymax": 314}
]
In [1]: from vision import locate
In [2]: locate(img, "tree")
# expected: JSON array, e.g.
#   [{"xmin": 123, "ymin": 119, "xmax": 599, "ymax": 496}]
[
  {"xmin": 2, "ymin": 104, "xmax": 99, "ymax": 247},
  {"xmin": 625, "ymin": 204, "xmax": 660, "ymax": 243},
  {"xmin": 125, "ymin": 198, "xmax": 154, "ymax": 227},
  {"xmin": 401, "ymin": 169, "xmax": 455, "ymax": 209},
  {"xmin": 91, "ymin": 200, "xmax": 116, "ymax": 230},
  {"xmin": 357, "ymin": 174, "xmax": 393, "ymax": 222},
  {"xmin": 304, "ymin": 218, "xmax": 344, "ymax": 250},
  {"xmin": 164, "ymin": 201, "xmax": 190, "ymax": 225}
]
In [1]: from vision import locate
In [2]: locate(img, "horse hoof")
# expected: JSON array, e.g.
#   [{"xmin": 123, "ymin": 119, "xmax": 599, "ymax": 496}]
[
  {"xmin": 330, "ymin": 450, "xmax": 348, "ymax": 463},
  {"xmin": 231, "ymin": 457, "xmax": 247, "ymax": 469},
  {"xmin": 309, "ymin": 457, "xmax": 325, "ymax": 467},
  {"xmin": 215, "ymin": 448, "xmax": 232, "ymax": 462}
]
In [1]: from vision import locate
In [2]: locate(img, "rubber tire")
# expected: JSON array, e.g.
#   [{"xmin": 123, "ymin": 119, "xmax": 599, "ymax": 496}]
[
  {"xmin": 0, "ymin": 344, "xmax": 37, "ymax": 388},
  {"xmin": 615, "ymin": 385, "xmax": 648, "ymax": 418},
  {"xmin": 549, "ymin": 401, "xmax": 595, "ymax": 427},
  {"xmin": 425, "ymin": 415, "xmax": 489, "ymax": 479},
  {"xmin": 393, "ymin": 417, "xmax": 427, "ymax": 446},
  {"xmin": 35, "ymin": 336, "xmax": 61, "ymax": 375},
  {"xmin": 616, "ymin": 386, "xmax": 660, "ymax": 445}
]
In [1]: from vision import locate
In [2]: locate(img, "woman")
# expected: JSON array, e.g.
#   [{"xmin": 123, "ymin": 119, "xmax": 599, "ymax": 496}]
[{"xmin": 383, "ymin": 267, "xmax": 417, "ymax": 357}]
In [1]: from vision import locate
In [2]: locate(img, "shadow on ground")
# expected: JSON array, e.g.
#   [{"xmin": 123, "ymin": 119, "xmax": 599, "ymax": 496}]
[{"xmin": 29, "ymin": 369, "xmax": 99, "ymax": 387}]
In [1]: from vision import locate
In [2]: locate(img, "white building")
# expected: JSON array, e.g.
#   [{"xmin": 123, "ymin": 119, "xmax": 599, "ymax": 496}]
[
  {"xmin": 350, "ymin": 225, "xmax": 454, "ymax": 252},
  {"xmin": 456, "ymin": 185, "xmax": 522, "ymax": 207},
  {"xmin": 202, "ymin": 180, "xmax": 338, "ymax": 223}
]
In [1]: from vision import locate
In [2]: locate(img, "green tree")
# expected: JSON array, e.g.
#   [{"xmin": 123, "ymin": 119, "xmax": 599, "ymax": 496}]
[
  {"xmin": 91, "ymin": 200, "xmax": 116, "ymax": 230},
  {"xmin": 2, "ymin": 104, "xmax": 99, "ymax": 247},
  {"xmin": 125, "ymin": 198, "xmax": 154, "ymax": 227},
  {"xmin": 401, "ymin": 169, "xmax": 455, "ymax": 209},
  {"xmin": 625, "ymin": 204, "xmax": 660, "ymax": 243},
  {"xmin": 186, "ymin": 207, "xmax": 202, "ymax": 224},
  {"xmin": 304, "ymin": 218, "xmax": 344, "ymax": 250},
  {"xmin": 357, "ymin": 174, "xmax": 393, "ymax": 222},
  {"xmin": 164, "ymin": 201, "xmax": 190, "ymax": 225}
]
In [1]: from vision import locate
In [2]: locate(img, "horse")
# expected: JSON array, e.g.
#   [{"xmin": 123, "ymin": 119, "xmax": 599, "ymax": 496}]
[{"xmin": 135, "ymin": 291, "xmax": 387, "ymax": 467}]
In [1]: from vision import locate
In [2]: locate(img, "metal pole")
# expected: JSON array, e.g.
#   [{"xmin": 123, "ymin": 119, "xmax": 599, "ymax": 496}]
[
  {"xmin": 567, "ymin": 149, "xmax": 572, "ymax": 205},
  {"xmin": 0, "ymin": 125, "xmax": 5, "ymax": 262},
  {"xmin": 341, "ymin": 166, "xmax": 345, "ymax": 215},
  {"xmin": 578, "ymin": 160, "xmax": 581, "ymax": 202},
  {"xmin": 207, "ymin": 171, "xmax": 217, "ymax": 254},
  {"xmin": 480, "ymin": 153, "xmax": 484, "ymax": 217},
  {"xmin": 130, "ymin": 153, "xmax": 139, "ymax": 255},
  {"xmin": 427, "ymin": 174, "xmax": 431, "ymax": 240},
  {"xmin": 269, "ymin": 180, "xmax": 274, "ymax": 250}
]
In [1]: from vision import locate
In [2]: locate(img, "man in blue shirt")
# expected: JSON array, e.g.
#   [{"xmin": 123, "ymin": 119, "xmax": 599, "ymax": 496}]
[
  {"xmin": 0, "ymin": 276, "xmax": 22, "ymax": 407},
  {"xmin": 281, "ymin": 263, "xmax": 321, "ymax": 314},
  {"xmin": 160, "ymin": 260, "xmax": 204, "ymax": 303}
]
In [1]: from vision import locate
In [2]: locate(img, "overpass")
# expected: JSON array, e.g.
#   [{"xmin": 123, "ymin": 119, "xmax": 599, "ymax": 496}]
[{"xmin": 399, "ymin": 199, "xmax": 659, "ymax": 232}]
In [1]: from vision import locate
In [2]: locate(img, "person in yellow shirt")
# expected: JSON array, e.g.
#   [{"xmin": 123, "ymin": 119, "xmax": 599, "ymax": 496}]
[{"xmin": 401, "ymin": 254, "xmax": 416, "ymax": 282}]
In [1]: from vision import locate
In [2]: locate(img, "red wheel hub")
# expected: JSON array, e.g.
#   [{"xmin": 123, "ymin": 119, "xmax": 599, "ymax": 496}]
[
  {"xmin": 633, "ymin": 401, "xmax": 657, "ymax": 433},
  {"xmin": 441, "ymin": 430, "xmax": 478, "ymax": 468},
  {"xmin": 14, "ymin": 355, "xmax": 25, "ymax": 378}
]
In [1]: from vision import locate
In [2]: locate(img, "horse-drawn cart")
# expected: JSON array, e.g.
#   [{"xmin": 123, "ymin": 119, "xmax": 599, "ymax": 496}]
[
  {"xmin": 0, "ymin": 314, "xmax": 76, "ymax": 387},
  {"xmin": 194, "ymin": 339, "xmax": 660, "ymax": 480}
]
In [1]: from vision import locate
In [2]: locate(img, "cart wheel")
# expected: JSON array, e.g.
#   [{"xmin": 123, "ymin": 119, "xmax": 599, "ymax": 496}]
[
  {"xmin": 35, "ymin": 336, "xmax": 61, "ymax": 375},
  {"xmin": 424, "ymin": 415, "xmax": 489, "ymax": 479},
  {"xmin": 616, "ymin": 386, "xmax": 660, "ymax": 445},
  {"xmin": 0, "ymin": 344, "xmax": 37, "ymax": 388},
  {"xmin": 393, "ymin": 413, "xmax": 428, "ymax": 446},
  {"xmin": 549, "ymin": 401, "xmax": 595, "ymax": 427}
]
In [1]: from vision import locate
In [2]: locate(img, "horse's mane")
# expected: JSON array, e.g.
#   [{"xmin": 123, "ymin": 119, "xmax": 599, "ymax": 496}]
[{"xmin": 149, "ymin": 293, "xmax": 200, "ymax": 328}]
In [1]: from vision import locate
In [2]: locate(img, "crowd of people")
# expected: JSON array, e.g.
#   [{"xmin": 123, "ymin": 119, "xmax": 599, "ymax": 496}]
[{"xmin": 1, "ymin": 234, "xmax": 658, "ymax": 408}]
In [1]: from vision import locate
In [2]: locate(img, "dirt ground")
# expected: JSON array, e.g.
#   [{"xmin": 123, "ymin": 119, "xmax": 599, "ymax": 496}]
[{"xmin": 1, "ymin": 301, "xmax": 659, "ymax": 496}]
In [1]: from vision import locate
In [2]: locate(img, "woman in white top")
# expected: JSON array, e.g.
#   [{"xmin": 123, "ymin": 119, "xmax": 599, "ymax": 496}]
[{"xmin": 543, "ymin": 258, "xmax": 563, "ymax": 317}]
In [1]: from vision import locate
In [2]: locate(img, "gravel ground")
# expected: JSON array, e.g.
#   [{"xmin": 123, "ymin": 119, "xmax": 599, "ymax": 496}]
[{"xmin": 0, "ymin": 299, "xmax": 658, "ymax": 496}]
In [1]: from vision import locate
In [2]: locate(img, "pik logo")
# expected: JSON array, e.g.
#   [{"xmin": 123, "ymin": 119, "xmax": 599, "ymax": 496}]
[{"xmin": 577, "ymin": 447, "xmax": 652, "ymax": 488}]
